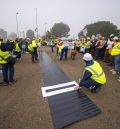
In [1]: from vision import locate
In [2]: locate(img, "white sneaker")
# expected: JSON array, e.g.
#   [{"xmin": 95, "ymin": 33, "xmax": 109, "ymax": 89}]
[
  {"xmin": 110, "ymin": 69, "xmax": 115, "ymax": 72},
  {"xmin": 118, "ymin": 77, "xmax": 120, "ymax": 82},
  {"xmin": 112, "ymin": 71, "xmax": 117, "ymax": 74}
]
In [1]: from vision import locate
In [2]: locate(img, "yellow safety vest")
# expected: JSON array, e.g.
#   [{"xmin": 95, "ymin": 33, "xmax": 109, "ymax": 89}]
[
  {"xmin": 81, "ymin": 43, "xmax": 85, "ymax": 48},
  {"xmin": 37, "ymin": 42, "xmax": 41, "ymax": 46},
  {"xmin": 85, "ymin": 41, "xmax": 91, "ymax": 49},
  {"xmin": 76, "ymin": 43, "xmax": 80, "ymax": 47},
  {"xmin": 111, "ymin": 42, "xmax": 120, "ymax": 56},
  {"xmin": 14, "ymin": 43, "xmax": 21, "ymax": 52},
  {"xmin": 32, "ymin": 40, "xmax": 37, "ymax": 47},
  {"xmin": 28, "ymin": 44, "xmax": 34, "ymax": 52},
  {"xmin": 85, "ymin": 61, "xmax": 106, "ymax": 84},
  {"xmin": 58, "ymin": 45, "xmax": 64, "ymax": 54},
  {"xmin": 0, "ymin": 49, "xmax": 12, "ymax": 64}
]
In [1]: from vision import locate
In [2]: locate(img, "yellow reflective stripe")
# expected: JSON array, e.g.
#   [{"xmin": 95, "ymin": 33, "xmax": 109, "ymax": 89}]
[
  {"xmin": 87, "ymin": 67, "xmax": 103, "ymax": 77},
  {"xmin": 98, "ymin": 71, "xmax": 104, "ymax": 77},
  {"xmin": 1, "ymin": 53, "xmax": 11, "ymax": 58}
]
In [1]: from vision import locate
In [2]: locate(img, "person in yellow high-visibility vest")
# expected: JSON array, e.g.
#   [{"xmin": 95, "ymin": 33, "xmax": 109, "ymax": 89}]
[
  {"xmin": 0, "ymin": 39, "xmax": 17, "ymax": 85},
  {"xmin": 27, "ymin": 37, "xmax": 38, "ymax": 63},
  {"xmin": 75, "ymin": 53, "xmax": 106, "ymax": 93},
  {"xmin": 58, "ymin": 41, "xmax": 68, "ymax": 60},
  {"xmin": 13, "ymin": 38, "xmax": 22, "ymax": 60},
  {"xmin": 95, "ymin": 36, "xmax": 103, "ymax": 60},
  {"xmin": 84, "ymin": 37, "xmax": 92, "ymax": 53},
  {"xmin": 110, "ymin": 37, "xmax": 120, "ymax": 75}
]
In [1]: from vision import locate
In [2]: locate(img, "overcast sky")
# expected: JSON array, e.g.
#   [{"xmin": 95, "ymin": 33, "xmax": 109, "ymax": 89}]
[{"xmin": 0, "ymin": 0, "xmax": 120, "ymax": 38}]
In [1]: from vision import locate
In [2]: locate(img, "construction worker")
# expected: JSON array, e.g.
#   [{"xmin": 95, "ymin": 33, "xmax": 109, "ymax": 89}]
[
  {"xmin": 56, "ymin": 39, "xmax": 62, "ymax": 55},
  {"xmin": 110, "ymin": 37, "xmax": 120, "ymax": 75},
  {"xmin": 80, "ymin": 38, "xmax": 85, "ymax": 54},
  {"xmin": 59, "ymin": 41, "xmax": 68, "ymax": 60},
  {"xmin": 13, "ymin": 38, "xmax": 22, "ymax": 60},
  {"xmin": 95, "ymin": 36, "xmax": 103, "ymax": 60},
  {"xmin": 84, "ymin": 37, "xmax": 92, "ymax": 53},
  {"xmin": 50, "ymin": 39, "xmax": 55, "ymax": 53},
  {"xmin": 0, "ymin": 39, "xmax": 16, "ymax": 85},
  {"xmin": 37, "ymin": 38, "xmax": 42, "ymax": 54},
  {"xmin": 27, "ymin": 38, "xmax": 38, "ymax": 62},
  {"xmin": 104, "ymin": 35, "xmax": 114, "ymax": 64},
  {"xmin": 75, "ymin": 53, "xmax": 106, "ymax": 93}
]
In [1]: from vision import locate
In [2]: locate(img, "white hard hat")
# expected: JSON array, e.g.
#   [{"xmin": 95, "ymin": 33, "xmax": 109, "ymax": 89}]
[
  {"xmin": 83, "ymin": 53, "xmax": 93, "ymax": 61},
  {"xmin": 110, "ymin": 34, "xmax": 114, "ymax": 38},
  {"xmin": 27, "ymin": 38, "xmax": 30, "ymax": 40},
  {"xmin": 113, "ymin": 36, "xmax": 118, "ymax": 40}
]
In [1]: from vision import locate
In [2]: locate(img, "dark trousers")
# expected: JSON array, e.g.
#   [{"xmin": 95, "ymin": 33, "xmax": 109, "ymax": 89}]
[
  {"xmin": 85, "ymin": 48, "xmax": 90, "ymax": 53},
  {"xmin": 60, "ymin": 47, "xmax": 68, "ymax": 60},
  {"xmin": 2, "ymin": 64, "xmax": 14, "ymax": 83},
  {"xmin": 80, "ymin": 79, "xmax": 102, "ymax": 90},
  {"xmin": 95, "ymin": 48, "xmax": 102, "ymax": 60},
  {"xmin": 32, "ymin": 53, "xmax": 38, "ymax": 62},
  {"xmin": 100, "ymin": 46, "xmax": 106, "ymax": 59},
  {"xmin": 31, "ymin": 47, "xmax": 38, "ymax": 62}
]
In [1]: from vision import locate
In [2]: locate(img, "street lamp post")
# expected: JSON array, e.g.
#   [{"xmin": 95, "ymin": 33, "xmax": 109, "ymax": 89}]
[
  {"xmin": 45, "ymin": 22, "xmax": 47, "ymax": 35},
  {"xmin": 35, "ymin": 8, "xmax": 38, "ymax": 39},
  {"xmin": 16, "ymin": 12, "xmax": 19, "ymax": 38}
]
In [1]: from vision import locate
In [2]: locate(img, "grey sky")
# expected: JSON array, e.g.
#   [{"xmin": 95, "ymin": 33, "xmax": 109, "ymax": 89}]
[{"xmin": 0, "ymin": 0, "xmax": 120, "ymax": 38}]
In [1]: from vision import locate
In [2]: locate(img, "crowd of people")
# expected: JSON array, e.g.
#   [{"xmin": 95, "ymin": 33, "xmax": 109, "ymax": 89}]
[
  {"xmin": 0, "ymin": 34, "xmax": 120, "ymax": 90},
  {"xmin": 48, "ymin": 34, "xmax": 120, "ymax": 84},
  {"xmin": 0, "ymin": 37, "xmax": 41, "ymax": 86}
]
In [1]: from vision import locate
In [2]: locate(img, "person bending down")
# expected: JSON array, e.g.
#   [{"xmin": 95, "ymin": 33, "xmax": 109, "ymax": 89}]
[{"xmin": 75, "ymin": 53, "xmax": 106, "ymax": 93}]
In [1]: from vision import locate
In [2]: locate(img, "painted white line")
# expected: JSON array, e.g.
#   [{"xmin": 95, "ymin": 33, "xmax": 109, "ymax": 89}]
[
  {"xmin": 42, "ymin": 81, "xmax": 78, "ymax": 90},
  {"xmin": 42, "ymin": 87, "xmax": 75, "ymax": 97},
  {"xmin": 41, "ymin": 81, "xmax": 79, "ymax": 97}
]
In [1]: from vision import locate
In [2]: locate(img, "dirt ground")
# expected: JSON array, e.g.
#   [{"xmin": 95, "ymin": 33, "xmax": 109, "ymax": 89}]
[{"xmin": 0, "ymin": 47, "xmax": 120, "ymax": 129}]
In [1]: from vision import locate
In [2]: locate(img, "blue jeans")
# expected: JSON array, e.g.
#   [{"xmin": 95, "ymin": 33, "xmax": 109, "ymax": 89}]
[
  {"xmin": 114, "ymin": 55, "xmax": 120, "ymax": 72},
  {"xmin": 50, "ymin": 46, "xmax": 54, "ymax": 52},
  {"xmin": 2, "ymin": 64, "xmax": 14, "ymax": 83},
  {"xmin": 80, "ymin": 79, "xmax": 102, "ymax": 90},
  {"xmin": 60, "ymin": 47, "xmax": 68, "ymax": 60}
]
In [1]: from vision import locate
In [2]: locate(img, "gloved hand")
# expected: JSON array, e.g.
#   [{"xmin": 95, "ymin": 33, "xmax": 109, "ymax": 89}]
[{"xmin": 74, "ymin": 86, "xmax": 81, "ymax": 91}]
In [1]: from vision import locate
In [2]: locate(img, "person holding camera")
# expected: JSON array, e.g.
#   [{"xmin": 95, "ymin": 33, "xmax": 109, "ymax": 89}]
[{"xmin": 0, "ymin": 39, "xmax": 17, "ymax": 86}]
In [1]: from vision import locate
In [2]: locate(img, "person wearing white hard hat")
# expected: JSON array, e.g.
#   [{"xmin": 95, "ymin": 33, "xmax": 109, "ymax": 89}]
[
  {"xmin": 75, "ymin": 53, "xmax": 106, "ymax": 93},
  {"xmin": 110, "ymin": 37, "xmax": 120, "ymax": 76}
]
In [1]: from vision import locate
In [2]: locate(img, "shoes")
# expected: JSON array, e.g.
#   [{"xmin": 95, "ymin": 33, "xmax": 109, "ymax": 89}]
[
  {"xmin": 118, "ymin": 77, "xmax": 120, "ymax": 82},
  {"xmin": 110, "ymin": 69, "xmax": 114, "ymax": 72},
  {"xmin": 112, "ymin": 71, "xmax": 119, "ymax": 75},
  {"xmin": 112, "ymin": 71, "xmax": 117, "ymax": 74},
  {"xmin": 9, "ymin": 80, "xmax": 17, "ymax": 85},
  {"xmin": 91, "ymin": 87, "xmax": 101, "ymax": 93}
]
